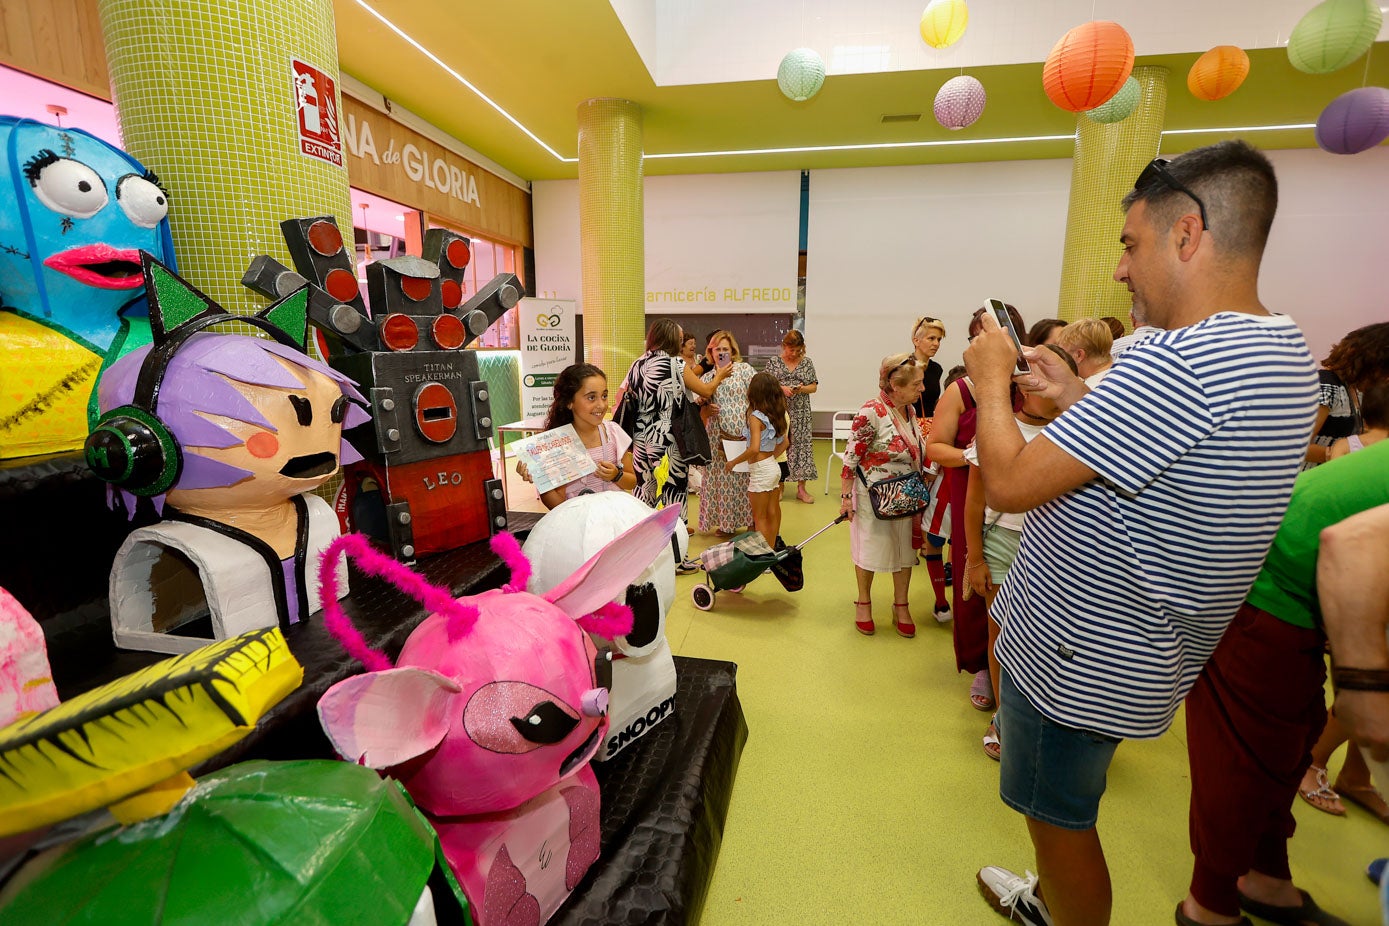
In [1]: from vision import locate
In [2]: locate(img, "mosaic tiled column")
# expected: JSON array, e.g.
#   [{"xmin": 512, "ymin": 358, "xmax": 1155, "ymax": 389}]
[
  {"xmin": 1057, "ymin": 66, "xmax": 1169, "ymax": 323},
  {"xmin": 577, "ymin": 99, "xmax": 644, "ymax": 378},
  {"xmin": 98, "ymin": 0, "xmax": 351, "ymax": 316}
]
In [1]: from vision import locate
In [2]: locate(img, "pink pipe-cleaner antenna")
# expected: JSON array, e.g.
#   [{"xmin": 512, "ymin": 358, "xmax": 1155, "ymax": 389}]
[
  {"xmin": 318, "ymin": 533, "xmax": 481, "ymax": 667},
  {"xmin": 489, "ymin": 531, "xmax": 532, "ymax": 592}
]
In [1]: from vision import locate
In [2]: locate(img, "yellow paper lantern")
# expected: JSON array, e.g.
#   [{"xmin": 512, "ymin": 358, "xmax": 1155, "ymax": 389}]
[
  {"xmin": 1042, "ymin": 21, "xmax": 1135, "ymax": 113},
  {"xmin": 920, "ymin": 0, "xmax": 969, "ymax": 49},
  {"xmin": 1188, "ymin": 45, "xmax": 1250, "ymax": 101}
]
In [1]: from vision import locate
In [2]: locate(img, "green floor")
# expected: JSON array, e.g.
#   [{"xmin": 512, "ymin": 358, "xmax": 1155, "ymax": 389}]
[{"xmin": 506, "ymin": 441, "xmax": 1384, "ymax": 925}]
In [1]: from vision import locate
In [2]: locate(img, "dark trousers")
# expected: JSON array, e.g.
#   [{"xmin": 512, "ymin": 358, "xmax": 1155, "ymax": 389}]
[
  {"xmin": 946, "ymin": 465, "xmax": 987, "ymax": 673},
  {"xmin": 1184, "ymin": 602, "xmax": 1328, "ymax": 916}
]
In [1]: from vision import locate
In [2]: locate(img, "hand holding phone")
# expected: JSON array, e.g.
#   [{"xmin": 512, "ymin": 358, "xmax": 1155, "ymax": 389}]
[{"xmin": 986, "ymin": 298, "xmax": 1031, "ymax": 375}]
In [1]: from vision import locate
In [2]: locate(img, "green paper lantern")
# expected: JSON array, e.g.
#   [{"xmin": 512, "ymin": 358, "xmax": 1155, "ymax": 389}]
[
  {"xmin": 778, "ymin": 48, "xmax": 826, "ymax": 102},
  {"xmin": 1085, "ymin": 76, "xmax": 1142, "ymax": 123},
  {"xmin": 1287, "ymin": 0, "xmax": 1382, "ymax": 74}
]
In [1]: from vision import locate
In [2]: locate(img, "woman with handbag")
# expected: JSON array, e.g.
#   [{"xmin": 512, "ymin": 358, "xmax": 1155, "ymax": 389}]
[
  {"xmin": 616, "ymin": 319, "xmax": 729, "ymax": 535},
  {"xmin": 840, "ymin": 353, "xmax": 930, "ymax": 639},
  {"xmin": 697, "ymin": 330, "xmax": 757, "ymax": 536}
]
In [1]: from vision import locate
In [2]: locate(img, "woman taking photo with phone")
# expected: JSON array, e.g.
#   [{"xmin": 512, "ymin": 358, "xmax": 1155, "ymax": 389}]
[{"xmin": 697, "ymin": 330, "xmax": 757, "ymax": 535}]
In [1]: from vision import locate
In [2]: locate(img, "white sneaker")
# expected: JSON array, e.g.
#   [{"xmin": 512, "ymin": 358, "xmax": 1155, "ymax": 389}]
[
  {"xmin": 933, "ymin": 606, "xmax": 953, "ymax": 624},
  {"xmin": 977, "ymin": 867, "xmax": 1053, "ymax": 926}
]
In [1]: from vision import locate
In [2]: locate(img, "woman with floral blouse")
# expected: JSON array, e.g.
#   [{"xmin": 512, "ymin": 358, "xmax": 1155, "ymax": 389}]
[
  {"xmin": 840, "ymin": 353, "xmax": 928, "ymax": 639},
  {"xmin": 763, "ymin": 330, "xmax": 819, "ymax": 504}
]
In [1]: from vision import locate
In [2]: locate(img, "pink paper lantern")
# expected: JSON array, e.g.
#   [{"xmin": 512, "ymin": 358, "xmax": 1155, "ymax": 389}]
[
  {"xmin": 934, "ymin": 75, "xmax": 986, "ymax": 130},
  {"xmin": 1315, "ymin": 86, "xmax": 1389, "ymax": 154}
]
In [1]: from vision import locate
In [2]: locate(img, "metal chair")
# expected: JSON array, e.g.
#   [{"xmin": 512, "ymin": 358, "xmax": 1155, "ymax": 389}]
[{"xmin": 823, "ymin": 410, "xmax": 857, "ymax": 495}]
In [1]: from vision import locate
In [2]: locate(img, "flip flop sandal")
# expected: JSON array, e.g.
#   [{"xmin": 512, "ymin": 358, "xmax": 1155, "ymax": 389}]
[
  {"xmin": 1337, "ymin": 784, "xmax": 1389, "ymax": 825},
  {"xmin": 1238, "ymin": 888, "xmax": 1351, "ymax": 926},
  {"xmin": 969, "ymin": 670, "xmax": 996, "ymax": 712},
  {"xmin": 1296, "ymin": 766, "xmax": 1346, "ymax": 816},
  {"xmin": 982, "ymin": 721, "xmax": 1001, "ymax": 762}
]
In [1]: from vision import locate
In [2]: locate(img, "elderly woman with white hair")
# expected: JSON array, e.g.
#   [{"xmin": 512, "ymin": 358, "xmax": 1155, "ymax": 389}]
[{"xmin": 840, "ymin": 353, "xmax": 929, "ymax": 639}]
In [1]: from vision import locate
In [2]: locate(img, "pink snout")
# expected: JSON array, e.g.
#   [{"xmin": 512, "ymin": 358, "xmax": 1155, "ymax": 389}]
[{"xmin": 580, "ymin": 688, "xmax": 608, "ymax": 718}]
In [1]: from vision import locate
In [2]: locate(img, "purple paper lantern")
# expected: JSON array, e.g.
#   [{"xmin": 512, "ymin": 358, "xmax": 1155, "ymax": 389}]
[
  {"xmin": 934, "ymin": 75, "xmax": 986, "ymax": 130},
  {"xmin": 1315, "ymin": 86, "xmax": 1389, "ymax": 154}
]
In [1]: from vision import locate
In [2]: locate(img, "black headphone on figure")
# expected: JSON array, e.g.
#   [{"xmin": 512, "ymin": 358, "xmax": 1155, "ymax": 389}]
[{"xmin": 85, "ymin": 254, "xmax": 308, "ymax": 498}]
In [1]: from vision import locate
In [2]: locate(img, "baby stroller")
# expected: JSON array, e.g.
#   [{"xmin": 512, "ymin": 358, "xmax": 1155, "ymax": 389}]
[{"xmin": 690, "ymin": 514, "xmax": 848, "ymax": 611}]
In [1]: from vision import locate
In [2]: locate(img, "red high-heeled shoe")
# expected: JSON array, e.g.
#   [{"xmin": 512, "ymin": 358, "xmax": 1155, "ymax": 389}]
[
  {"xmin": 854, "ymin": 600, "xmax": 875, "ymax": 635},
  {"xmin": 892, "ymin": 602, "xmax": 916, "ymax": 639}
]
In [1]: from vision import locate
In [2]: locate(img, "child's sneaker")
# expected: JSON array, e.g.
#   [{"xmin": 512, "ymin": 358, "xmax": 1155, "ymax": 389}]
[
  {"xmin": 977, "ymin": 867, "xmax": 1053, "ymax": 926},
  {"xmin": 675, "ymin": 558, "xmax": 701, "ymax": 575}
]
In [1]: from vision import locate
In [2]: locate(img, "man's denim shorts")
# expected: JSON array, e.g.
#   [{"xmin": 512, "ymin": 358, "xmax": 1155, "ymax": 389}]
[{"xmin": 997, "ymin": 668, "xmax": 1121, "ymax": 830}]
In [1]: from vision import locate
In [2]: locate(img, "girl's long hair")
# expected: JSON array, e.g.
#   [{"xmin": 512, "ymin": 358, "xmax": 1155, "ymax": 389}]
[
  {"xmin": 747, "ymin": 372, "xmax": 787, "ymax": 437},
  {"xmin": 544, "ymin": 363, "xmax": 606, "ymax": 431}
]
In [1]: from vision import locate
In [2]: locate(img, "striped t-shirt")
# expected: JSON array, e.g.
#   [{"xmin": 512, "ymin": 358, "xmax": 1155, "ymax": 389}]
[{"xmin": 992, "ymin": 312, "xmax": 1318, "ymax": 740}]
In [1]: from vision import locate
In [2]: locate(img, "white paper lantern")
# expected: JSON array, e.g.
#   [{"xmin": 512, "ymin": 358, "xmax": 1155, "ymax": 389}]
[
  {"xmin": 933, "ymin": 75, "xmax": 986, "ymax": 129},
  {"xmin": 778, "ymin": 48, "xmax": 826, "ymax": 102}
]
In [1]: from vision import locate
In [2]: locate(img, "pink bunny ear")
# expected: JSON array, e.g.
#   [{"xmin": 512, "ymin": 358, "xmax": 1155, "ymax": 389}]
[
  {"xmin": 317, "ymin": 666, "xmax": 461, "ymax": 768},
  {"xmin": 543, "ymin": 505, "xmax": 681, "ymax": 619}
]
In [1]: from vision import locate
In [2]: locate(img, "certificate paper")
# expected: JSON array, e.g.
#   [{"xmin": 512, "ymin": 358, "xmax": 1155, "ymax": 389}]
[
  {"xmin": 722, "ymin": 439, "xmax": 749, "ymax": 473},
  {"xmin": 514, "ymin": 425, "xmax": 597, "ymax": 493}
]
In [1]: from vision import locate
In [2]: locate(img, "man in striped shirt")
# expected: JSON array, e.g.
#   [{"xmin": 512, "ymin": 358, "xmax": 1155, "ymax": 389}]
[{"xmin": 965, "ymin": 141, "xmax": 1319, "ymax": 926}]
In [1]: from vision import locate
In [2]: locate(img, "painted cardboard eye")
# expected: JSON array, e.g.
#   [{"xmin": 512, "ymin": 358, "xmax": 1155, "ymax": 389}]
[
  {"xmin": 115, "ymin": 175, "xmax": 168, "ymax": 228},
  {"xmin": 307, "ymin": 219, "xmax": 343, "ymax": 256},
  {"xmin": 381, "ymin": 313, "xmax": 419, "ymax": 351},
  {"xmin": 30, "ymin": 157, "xmax": 108, "ymax": 218},
  {"xmin": 430, "ymin": 314, "xmax": 465, "ymax": 350}
]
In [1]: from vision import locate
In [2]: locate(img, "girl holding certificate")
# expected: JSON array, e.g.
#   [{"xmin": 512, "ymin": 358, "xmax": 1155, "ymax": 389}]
[{"xmin": 518, "ymin": 363, "xmax": 636, "ymax": 509}]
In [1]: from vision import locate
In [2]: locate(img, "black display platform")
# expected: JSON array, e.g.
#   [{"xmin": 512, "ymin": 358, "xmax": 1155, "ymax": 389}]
[{"xmin": 2, "ymin": 447, "xmax": 747, "ymax": 925}]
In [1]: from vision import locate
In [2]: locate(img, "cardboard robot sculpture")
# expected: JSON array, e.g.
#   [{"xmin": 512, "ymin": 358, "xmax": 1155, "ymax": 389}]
[
  {"xmin": 317, "ymin": 505, "xmax": 682, "ymax": 926},
  {"xmin": 523, "ymin": 493, "xmax": 685, "ymax": 761},
  {"xmin": 0, "ymin": 117, "xmax": 177, "ymax": 458},
  {"xmin": 0, "ymin": 623, "xmax": 463, "ymax": 925},
  {"xmin": 244, "ymin": 215, "xmax": 521, "ymax": 561},
  {"xmin": 85, "ymin": 254, "xmax": 370, "ymax": 654}
]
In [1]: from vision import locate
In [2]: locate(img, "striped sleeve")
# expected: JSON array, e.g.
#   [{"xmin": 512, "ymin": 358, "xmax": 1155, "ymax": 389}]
[{"xmin": 1043, "ymin": 344, "xmax": 1215, "ymax": 495}]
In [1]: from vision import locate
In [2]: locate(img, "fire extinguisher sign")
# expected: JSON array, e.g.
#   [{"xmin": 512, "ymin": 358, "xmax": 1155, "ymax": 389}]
[{"xmin": 292, "ymin": 58, "xmax": 343, "ymax": 167}]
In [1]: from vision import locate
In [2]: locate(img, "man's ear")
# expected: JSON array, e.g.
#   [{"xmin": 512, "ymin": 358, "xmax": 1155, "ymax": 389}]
[{"xmin": 1173, "ymin": 214, "xmax": 1204, "ymax": 262}]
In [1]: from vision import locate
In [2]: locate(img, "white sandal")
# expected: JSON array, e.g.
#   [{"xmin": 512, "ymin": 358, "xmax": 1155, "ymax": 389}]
[{"xmin": 1297, "ymin": 765, "xmax": 1346, "ymax": 816}]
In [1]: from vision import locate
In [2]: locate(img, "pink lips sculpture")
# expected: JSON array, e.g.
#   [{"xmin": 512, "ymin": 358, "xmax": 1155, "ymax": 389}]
[{"xmin": 42, "ymin": 244, "xmax": 144, "ymax": 290}]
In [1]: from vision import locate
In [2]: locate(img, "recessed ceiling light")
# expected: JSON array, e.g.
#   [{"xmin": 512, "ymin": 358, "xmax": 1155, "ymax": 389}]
[{"xmin": 395, "ymin": 214, "xmax": 405, "ymax": 221}]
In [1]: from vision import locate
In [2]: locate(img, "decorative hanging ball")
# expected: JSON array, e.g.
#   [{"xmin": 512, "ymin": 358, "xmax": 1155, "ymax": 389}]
[
  {"xmin": 1085, "ymin": 76, "xmax": 1142, "ymax": 123},
  {"xmin": 1042, "ymin": 21, "xmax": 1135, "ymax": 112},
  {"xmin": 1188, "ymin": 45, "xmax": 1251, "ymax": 101},
  {"xmin": 1287, "ymin": 0, "xmax": 1382, "ymax": 74},
  {"xmin": 920, "ymin": 0, "xmax": 969, "ymax": 49},
  {"xmin": 933, "ymin": 75, "xmax": 987, "ymax": 129},
  {"xmin": 1315, "ymin": 86, "xmax": 1389, "ymax": 154},
  {"xmin": 777, "ymin": 48, "xmax": 827, "ymax": 102}
]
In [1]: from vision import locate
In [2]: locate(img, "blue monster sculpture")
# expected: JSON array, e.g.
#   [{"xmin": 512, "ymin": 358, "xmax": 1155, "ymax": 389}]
[{"xmin": 0, "ymin": 117, "xmax": 177, "ymax": 457}]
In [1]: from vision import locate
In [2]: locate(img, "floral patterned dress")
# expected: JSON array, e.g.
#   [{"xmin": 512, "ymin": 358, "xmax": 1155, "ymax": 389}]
[
  {"xmin": 698, "ymin": 361, "xmax": 756, "ymax": 533},
  {"xmin": 841, "ymin": 391, "xmax": 925, "ymax": 573},
  {"xmin": 764, "ymin": 354, "xmax": 819, "ymax": 482}
]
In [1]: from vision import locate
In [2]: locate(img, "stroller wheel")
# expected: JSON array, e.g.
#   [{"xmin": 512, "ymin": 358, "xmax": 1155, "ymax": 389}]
[{"xmin": 691, "ymin": 584, "xmax": 715, "ymax": 611}]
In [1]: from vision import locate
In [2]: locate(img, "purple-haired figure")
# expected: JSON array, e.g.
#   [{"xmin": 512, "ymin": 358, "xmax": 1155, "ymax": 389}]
[{"xmin": 100, "ymin": 333, "xmax": 372, "ymax": 653}]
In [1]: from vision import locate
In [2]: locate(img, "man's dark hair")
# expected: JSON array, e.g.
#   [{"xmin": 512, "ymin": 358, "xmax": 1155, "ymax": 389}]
[{"xmin": 1121, "ymin": 140, "xmax": 1278, "ymax": 259}]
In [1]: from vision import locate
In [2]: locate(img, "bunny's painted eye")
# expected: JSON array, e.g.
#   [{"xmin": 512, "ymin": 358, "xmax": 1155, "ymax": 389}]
[{"xmin": 510, "ymin": 701, "xmax": 579, "ymax": 744}]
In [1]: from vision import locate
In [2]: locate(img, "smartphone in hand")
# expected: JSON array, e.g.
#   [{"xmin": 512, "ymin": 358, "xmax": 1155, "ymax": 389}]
[{"xmin": 986, "ymin": 298, "xmax": 1031, "ymax": 375}]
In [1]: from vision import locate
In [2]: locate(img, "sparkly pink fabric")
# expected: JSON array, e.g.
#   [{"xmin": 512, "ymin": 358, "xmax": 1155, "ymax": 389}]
[{"xmin": 0, "ymin": 587, "xmax": 58, "ymax": 727}]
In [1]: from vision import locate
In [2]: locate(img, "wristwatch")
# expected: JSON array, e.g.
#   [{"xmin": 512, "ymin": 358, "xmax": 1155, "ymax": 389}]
[{"xmin": 611, "ymin": 462, "xmax": 625, "ymax": 483}]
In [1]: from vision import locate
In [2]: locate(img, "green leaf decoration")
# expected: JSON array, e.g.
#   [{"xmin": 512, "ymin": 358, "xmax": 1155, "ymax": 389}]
[{"xmin": 257, "ymin": 286, "xmax": 309, "ymax": 350}]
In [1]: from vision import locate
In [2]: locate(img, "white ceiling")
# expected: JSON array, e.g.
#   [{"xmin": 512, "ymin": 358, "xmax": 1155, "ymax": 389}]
[{"xmin": 613, "ymin": 0, "xmax": 1389, "ymax": 86}]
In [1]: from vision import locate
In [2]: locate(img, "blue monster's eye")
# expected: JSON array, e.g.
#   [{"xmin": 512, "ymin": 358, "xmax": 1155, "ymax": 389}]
[
  {"xmin": 116, "ymin": 174, "xmax": 169, "ymax": 229},
  {"xmin": 28, "ymin": 157, "xmax": 108, "ymax": 219}
]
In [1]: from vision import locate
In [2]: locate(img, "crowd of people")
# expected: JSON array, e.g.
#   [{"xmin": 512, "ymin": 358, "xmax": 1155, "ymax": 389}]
[{"xmin": 514, "ymin": 139, "xmax": 1389, "ymax": 926}]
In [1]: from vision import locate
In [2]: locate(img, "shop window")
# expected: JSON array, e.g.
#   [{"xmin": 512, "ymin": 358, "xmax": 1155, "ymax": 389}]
[{"xmin": 428, "ymin": 222, "xmax": 520, "ymax": 350}]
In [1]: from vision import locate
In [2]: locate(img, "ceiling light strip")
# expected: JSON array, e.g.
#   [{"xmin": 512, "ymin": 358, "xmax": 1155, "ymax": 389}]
[
  {"xmin": 643, "ymin": 123, "xmax": 1316, "ymax": 160},
  {"xmin": 353, "ymin": 0, "xmax": 576, "ymax": 162}
]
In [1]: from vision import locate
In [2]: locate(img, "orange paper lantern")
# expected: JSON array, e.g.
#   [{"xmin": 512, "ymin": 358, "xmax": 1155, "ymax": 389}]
[
  {"xmin": 1188, "ymin": 45, "xmax": 1250, "ymax": 101},
  {"xmin": 1042, "ymin": 21, "xmax": 1135, "ymax": 113}
]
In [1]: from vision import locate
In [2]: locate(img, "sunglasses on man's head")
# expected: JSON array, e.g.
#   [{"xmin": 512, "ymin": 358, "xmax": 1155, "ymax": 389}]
[{"xmin": 1135, "ymin": 158, "xmax": 1209, "ymax": 230}]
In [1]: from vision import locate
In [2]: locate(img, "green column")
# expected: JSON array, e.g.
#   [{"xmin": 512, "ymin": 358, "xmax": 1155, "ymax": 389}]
[
  {"xmin": 1057, "ymin": 66, "xmax": 1169, "ymax": 323},
  {"xmin": 577, "ymin": 98, "xmax": 645, "ymax": 379},
  {"xmin": 98, "ymin": 0, "xmax": 351, "ymax": 316}
]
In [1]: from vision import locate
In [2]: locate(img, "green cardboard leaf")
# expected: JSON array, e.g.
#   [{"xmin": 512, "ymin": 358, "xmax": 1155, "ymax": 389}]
[{"xmin": 257, "ymin": 287, "xmax": 309, "ymax": 351}]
